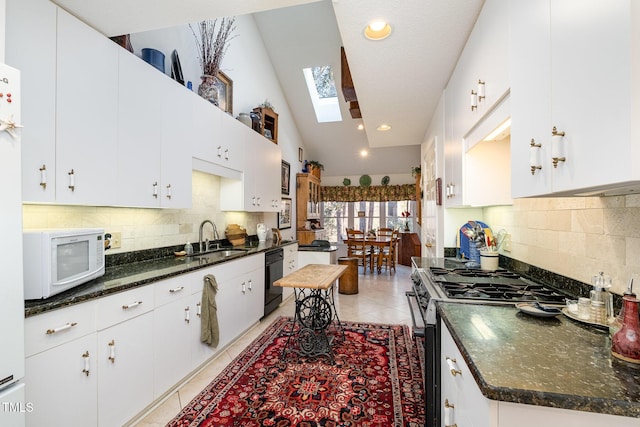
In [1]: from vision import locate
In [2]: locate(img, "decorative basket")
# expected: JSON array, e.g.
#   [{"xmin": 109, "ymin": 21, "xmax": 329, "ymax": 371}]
[{"xmin": 225, "ymin": 224, "xmax": 247, "ymax": 246}]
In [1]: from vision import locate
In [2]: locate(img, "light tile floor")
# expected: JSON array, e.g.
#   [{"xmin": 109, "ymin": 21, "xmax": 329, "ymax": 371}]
[{"xmin": 132, "ymin": 264, "xmax": 414, "ymax": 426}]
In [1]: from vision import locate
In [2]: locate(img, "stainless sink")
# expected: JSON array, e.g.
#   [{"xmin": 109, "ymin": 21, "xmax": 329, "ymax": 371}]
[{"xmin": 192, "ymin": 248, "xmax": 248, "ymax": 260}]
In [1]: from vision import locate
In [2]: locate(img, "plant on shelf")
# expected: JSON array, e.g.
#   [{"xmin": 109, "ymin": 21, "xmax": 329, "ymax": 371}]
[
  {"xmin": 411, "ymin": 166, "xmax": 421, "ymax": 178},
  {"xmin": 258, "ymin": 99, "xmax": 276, "ymax": 111},
  {"xmin": 308, "ymin": 160, "xmax": 324, "ymax": 179},
  {"xmin": 190, "ymin": 17, "xmax": 237, "ymax": 105}
]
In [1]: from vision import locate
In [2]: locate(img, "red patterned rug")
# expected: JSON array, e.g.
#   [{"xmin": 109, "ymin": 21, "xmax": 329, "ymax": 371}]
[{"xmin": 167, "ymin": 316, "xmax": 425, "ymax": 426}]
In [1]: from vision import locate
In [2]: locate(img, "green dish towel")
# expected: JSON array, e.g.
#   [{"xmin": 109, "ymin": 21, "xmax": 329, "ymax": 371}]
[{"xmin": 201, "ymin": 274, "xmax": 220, "ymax": 347}]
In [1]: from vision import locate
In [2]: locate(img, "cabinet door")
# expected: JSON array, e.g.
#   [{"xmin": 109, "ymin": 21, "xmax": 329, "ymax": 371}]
[
  {"xmin": 509, "ymin": 0, "xmax": 552, "ymax": 197},
  {"xmin": 153, "ymin": 274, "xmax": 195, "ymax": 397},
  {"xmin": 190, "ymin": 290, "xmax": 217, "ymax": 368},
  {"xmin": 97, "ymin": 312, "xmax": 154, "ymax": 427},
  {"xmin": 214, "ymin": 107, "xmax": 246, "ymax": 172},
  {"xmin": 6, "ymin": 0, "xmax": 57, "ymax": 203},
  {"xmin": 117, "ymin": 49, "xmax": 163, "ymax": 207},
  {"xmin": 161, "ymin": 78, "xmax": 193, "ymax": 208},
  {"xmin": 549, "ymin": 0, "xmax": 633, "ymax": 192},
  {"xmin": 55, "ymin": 9, "xmax": 118, "ymax": 205},
  {"xmin": 25, "ymin": 334, "xmax": 97, "ymax": 427}
]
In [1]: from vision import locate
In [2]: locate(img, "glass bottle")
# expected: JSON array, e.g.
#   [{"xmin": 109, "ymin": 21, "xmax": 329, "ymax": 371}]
[{"xmin": 611, "ymin": 295, "xmax": 640, "ymax": 365}]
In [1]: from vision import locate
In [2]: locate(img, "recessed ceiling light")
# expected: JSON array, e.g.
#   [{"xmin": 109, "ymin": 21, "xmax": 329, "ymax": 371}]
[
  {"xmin": 376, "ymin": 124, "xmax": 391, "ymax": 131},
  {"xmin": 360, "ymin": 150, "xmax": 368, "ymax": 157},
  {"xmin": 357, "ymin": 123, "xmax": 364, "ymax": 130},
  {"xmin": 364, "ymin": 20, "xmax": 392, "ymax": 40}
]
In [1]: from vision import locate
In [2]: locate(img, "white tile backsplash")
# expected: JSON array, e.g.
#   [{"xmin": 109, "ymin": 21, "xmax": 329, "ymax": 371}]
[{"xmin": 484, "ymin": 196, "xmax": 640, "ymax": 295}]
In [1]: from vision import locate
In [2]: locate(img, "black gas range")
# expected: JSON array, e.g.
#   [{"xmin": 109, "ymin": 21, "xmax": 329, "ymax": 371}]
[{"xmin": 406, "ymin": 258, "xmax": 570, "ymax": 427}]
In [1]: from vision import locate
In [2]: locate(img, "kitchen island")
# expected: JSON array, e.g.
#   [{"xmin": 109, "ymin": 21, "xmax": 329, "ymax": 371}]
[{"xmin": 438, "ymin": 302, "xmax": 639, "ymax": 425}]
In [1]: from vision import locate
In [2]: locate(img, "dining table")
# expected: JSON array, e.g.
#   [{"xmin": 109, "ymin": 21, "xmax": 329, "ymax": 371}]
[{"xmin": 363, "ymin": 235, "xmax": 393, "ymax": 273}]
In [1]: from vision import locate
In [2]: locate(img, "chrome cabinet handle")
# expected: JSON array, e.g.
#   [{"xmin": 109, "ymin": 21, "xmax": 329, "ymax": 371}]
[
  {"xmin": 169, "ymin": 286, "xmax": 184, "ymax": 293},
  {"xmin": 184, "ymin": 306, "xmax": 190, "ymax": 324},
  {"xmin": 165, "ymin": 184, "xmax": 172, "ymax": 199},
  {"xmin": 68, "ymin": 169, "xmax": 75, "ymax": 192}
]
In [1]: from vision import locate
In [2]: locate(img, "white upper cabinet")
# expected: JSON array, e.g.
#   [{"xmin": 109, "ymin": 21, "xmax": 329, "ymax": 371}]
[
  {"xmin": 444, "ymin": 0, "xmax": 511, "ymax": 207},
  {"xmin": 511, "ymin": 0, "xmax": 640, "ymax": 197},
  {"xmin": 6, "ymin": 0, "xmax": 57, "ymax": 203},
  {"xmin": 56, "ymin": 9, "xmax": 119, "ymax": 205},
  {"xmin": 116, "ymin": 50, "xmax": 163, "ymax": 207},
  {"xmin": 220, "ymin": 131, "xmax": 281, "ymax": 212},
  {"xmin": 160, "ymin": 79, "xmax": 193, "ymax": 208},
  {"xmin": 191, "ymin": 96, "xmax": 245, "ymax": 173}
]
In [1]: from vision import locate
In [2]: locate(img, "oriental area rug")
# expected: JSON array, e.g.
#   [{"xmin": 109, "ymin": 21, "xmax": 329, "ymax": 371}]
[{"xmin": 167, "ymin": 316, "xmax": 425, "ymax": 426}]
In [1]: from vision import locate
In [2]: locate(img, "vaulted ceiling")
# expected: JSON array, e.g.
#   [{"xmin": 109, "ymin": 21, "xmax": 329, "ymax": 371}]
[{"xmin": 52, "ymin": 0, "xmax": 484, "ymax": 176}]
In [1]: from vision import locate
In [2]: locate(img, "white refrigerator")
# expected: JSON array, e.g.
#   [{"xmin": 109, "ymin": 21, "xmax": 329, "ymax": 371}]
[{"xmin": 0, "ymin": 63, "xmax": 26, "ymax": 427}]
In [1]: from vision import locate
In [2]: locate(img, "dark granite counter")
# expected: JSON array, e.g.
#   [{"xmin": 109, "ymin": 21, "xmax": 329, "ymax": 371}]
[
  {"xmin": 25, "ymin": 240, "xmax": 297, "ymax": 318},
  {"xmin": 438, "ymin": 302, "xmax": 640, "ymax": 418}
]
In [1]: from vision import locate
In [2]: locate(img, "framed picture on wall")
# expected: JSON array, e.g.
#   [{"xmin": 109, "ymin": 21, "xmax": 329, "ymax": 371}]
[
  {"xmin": 278, "ymin": 197, "xmax": 292, "ymax": 229},
  {"xmin": 214, "ymin": 71, "xmax": 233, "ymax": 115},
  {"xmin": 281, "ymin": 160, "xmax": 291, "ymax": 195}
]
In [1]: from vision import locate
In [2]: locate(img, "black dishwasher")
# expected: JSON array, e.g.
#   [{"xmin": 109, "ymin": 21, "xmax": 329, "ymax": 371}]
[{"xmin": 263, "ymin": 248, "xmax": 283, "ymax": 318}]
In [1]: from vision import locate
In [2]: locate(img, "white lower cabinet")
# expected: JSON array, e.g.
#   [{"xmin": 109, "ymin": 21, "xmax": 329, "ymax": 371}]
[
  {"xmin": 440, "ymin": 320, "xmax": 639, "ymax": 427},
  {"xmin": 24, "ymin": 254, "xmax": 267, "ymax": 425},
  {"xmin": 153, "ymin": 272, "xmax": 195, "ymax": 398},
  {"xmin": 24, "ymin": 301, "xmax": 97, "ymax": 427},
  {"xmin": 95, "ymin": 285, "xmax": 155, "ymax": 427},
  {"xmin": 25, "ymin": 333, "xmax": 98, "ymax": 427},
  {"xmin": 440, "ymin": 321, "xmax": 496, "ymax": 427},
  {"xmin": 97, "ymin": 313, "xmax": 154, "ymax": 426},
  {"xmin": 282, "ymin": 243, "xmax": 298, "ymax": 301}
]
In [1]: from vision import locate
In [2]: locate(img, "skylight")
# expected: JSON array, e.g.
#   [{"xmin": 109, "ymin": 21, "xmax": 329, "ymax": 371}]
[{"xmin": 303, "ymin": 66, "xmax": 342, "ymax": 123}]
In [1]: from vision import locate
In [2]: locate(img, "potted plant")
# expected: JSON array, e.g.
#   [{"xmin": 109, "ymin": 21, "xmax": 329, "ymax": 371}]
[
  {"xmin": 411, "ymin": 166, "xmax": 421, "ymax": 178},
  {"xmin": 308, "ymin": 160, "xmax": 324, "ymax": 179}
]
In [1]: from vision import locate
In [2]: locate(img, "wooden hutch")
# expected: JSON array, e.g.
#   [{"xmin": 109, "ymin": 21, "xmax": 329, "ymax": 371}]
[{"xmin": 296, "ymin": 172, "xmax": 324, "ymax": 244}]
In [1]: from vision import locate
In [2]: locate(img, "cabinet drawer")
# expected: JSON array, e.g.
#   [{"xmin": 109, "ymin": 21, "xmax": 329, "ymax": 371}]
[
  {"xmin": 25, "ymin": 301, "xmax": 97, "ymax": 357},
  {"xmin": 154, "ymin": 271, "xmax": 197, "ymax": 307},
  {"xmin": 284, "ymin": 243, "xmax": 298, "ymax": 257},
  {"xmin": 205, "ymin": 254, "xmax": 264, "ymax": 286},
  {"xmin": 96, "ymin": 285, "xmax": 154, "ymax": 330}
]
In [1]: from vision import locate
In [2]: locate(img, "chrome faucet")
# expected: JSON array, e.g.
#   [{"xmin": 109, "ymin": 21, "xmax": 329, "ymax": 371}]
[{"xmin": 198, "ymin": 220, "xmax": 219, "ymax": 252}]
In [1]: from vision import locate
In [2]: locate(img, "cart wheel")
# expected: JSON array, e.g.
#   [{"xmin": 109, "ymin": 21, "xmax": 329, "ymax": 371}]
[{"xmin": 297, "ymin": 294, "xmax": 332, "ymax": 330}]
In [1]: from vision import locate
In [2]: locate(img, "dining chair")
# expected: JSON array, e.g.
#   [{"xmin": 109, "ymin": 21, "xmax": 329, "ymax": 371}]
[
  {"xmin": 377, "ymin": 230, "xmax": 399, "ymax": 273},
  {"xmin": 346, "ymin": 229, "xmax": 373, "ymax": 273}
]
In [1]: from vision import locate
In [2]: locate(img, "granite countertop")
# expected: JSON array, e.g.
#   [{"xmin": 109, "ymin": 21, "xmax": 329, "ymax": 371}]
[
  {"xmin": 437, "ymin": 302, "xmax": 640, "ymax": 418},
  {"xmin": 25, "ymin": 240, "xmax": 297, "ymax": 318}
]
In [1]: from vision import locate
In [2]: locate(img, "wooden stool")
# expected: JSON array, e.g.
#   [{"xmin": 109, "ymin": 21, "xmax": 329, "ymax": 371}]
[{"xmin": 338, "ymin": 257, "xmax": 359, "ymax": 294}]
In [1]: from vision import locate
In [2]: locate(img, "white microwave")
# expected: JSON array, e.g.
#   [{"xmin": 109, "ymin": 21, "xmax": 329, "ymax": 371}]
[{"xmin": 23, "ymin": 228, "xmax": 106, "ymax": 299}]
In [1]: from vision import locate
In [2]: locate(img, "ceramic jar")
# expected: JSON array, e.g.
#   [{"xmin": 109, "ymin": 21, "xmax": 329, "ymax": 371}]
[{"xmin": 611, "ymin": 295, "xmax": 640, "ymax": 365}]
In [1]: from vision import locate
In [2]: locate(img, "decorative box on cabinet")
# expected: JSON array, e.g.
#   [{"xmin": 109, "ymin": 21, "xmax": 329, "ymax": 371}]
[{"xmin": 252, "ymin": 107, "xmax": 278, "ymax": 144}]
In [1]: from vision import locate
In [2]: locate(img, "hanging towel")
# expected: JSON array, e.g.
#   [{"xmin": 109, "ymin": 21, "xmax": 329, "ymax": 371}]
[{"xmin": 201, "ymin": 274, "xmax": 220, "ymax": 347}]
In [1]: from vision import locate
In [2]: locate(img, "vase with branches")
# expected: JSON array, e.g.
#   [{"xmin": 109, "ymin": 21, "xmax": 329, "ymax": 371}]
[{"xmin": 189, "ymin": 18, "xmax": 237, "ymax": 105}]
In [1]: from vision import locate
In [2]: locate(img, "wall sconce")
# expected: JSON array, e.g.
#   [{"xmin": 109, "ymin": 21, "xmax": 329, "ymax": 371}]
[
  {"xmin": 529, "ymin": 138, "xmax": 542, "ymax": 175},
  {"xmin": 470, "ymin": 90, "xmax": 478, "ymax": 111},
  {"xmin": 477, "ymin": 80, "xmax": 485, "ymax": 102},
  {"xmin": 551, "ymin": 126, "xmax": 566, "ymax": 168}
]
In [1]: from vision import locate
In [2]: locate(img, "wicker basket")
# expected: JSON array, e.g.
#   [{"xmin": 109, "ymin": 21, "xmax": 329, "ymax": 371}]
[{"xmin": 225, "ymin": 224, "xmax": 247, "ymax": 246}]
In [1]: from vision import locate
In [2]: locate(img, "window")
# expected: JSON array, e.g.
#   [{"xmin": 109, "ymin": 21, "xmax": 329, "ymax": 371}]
[
  {"xmin": 321, "ymin": 200, "xmax": 415, "ymax": 242},
  {"xmin": 303, "ymin": 66, "xmax": 342, "ymax": 123}
]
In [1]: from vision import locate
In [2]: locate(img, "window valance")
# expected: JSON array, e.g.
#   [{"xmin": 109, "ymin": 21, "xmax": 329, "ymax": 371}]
[{"xmin": 320, "ymin": 184, "xmax": 416, "ymax": 202}]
